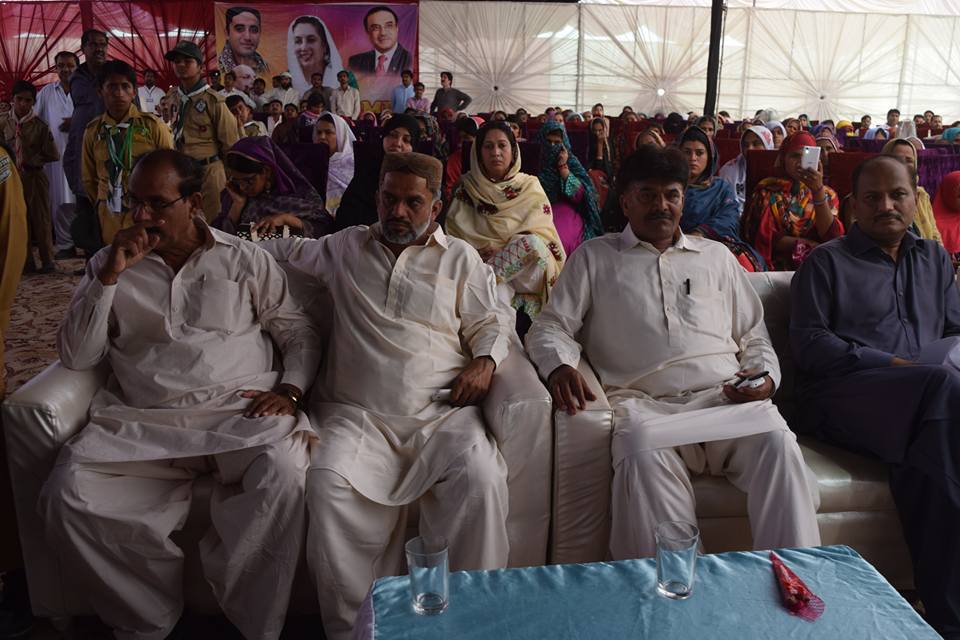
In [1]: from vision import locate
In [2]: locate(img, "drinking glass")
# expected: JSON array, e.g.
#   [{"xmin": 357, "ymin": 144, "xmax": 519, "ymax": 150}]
[
  {"xmin": 405, "ymin": 536, "xmax": 449, "ymax": 615},
  {"xmin": 655, "ymin": 520, "xmax": 699, "ymax": 600}
]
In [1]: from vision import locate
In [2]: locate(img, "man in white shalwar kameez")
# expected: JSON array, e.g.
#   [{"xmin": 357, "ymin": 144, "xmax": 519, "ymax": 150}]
[
  {"xmin": 34, "ymin": 50, "xmax": 78, "ymax": 256},
  {"xmin": 261, "ymin": 152, "xmax": 514, "ymax": 640},
  {"xmin": 39, "ymin": 150, "xmax": 322, "ymax": 640},
  {"xmin": 526, "ymin": 145, "xmax": 820, "ymax": 559}
]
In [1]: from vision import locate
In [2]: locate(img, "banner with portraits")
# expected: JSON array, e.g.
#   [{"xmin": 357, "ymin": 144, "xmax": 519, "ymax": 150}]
[{"xmin": 214, "ymin": 3, "xmax": 418, "ymax": 112}]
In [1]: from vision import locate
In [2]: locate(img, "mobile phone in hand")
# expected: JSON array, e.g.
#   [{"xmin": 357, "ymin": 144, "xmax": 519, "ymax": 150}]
[{"xmin": 800, "ymin": 146, "xmax": 821, "ymax": 170}]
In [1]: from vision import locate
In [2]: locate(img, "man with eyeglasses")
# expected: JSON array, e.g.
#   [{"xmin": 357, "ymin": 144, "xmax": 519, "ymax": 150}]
[
  {"xmin": 40, "ymin": 148, "xmax": 321, "ymax": 640},
  {"xmin": 81, "ymin": 60, "xmax": 172, "ymax": 248}
]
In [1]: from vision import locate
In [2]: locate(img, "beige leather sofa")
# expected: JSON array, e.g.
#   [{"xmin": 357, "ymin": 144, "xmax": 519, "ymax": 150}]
[
  {"xmin": 550, "ymin": 271, "xmax": 915, "ymax": 590},
  {"xmin": 2, "ymin": 268, "xmax": 553, "ymax": 618}
]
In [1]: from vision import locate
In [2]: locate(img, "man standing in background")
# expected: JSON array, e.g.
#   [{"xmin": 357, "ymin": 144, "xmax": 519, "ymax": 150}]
[
  {"xmin": 391, "ymin": 69, "xmax": 414, "ymax": 114},
  {"xmin": 35, "ymin": 50, "xmax": 78, "ymax": 260},
  {"xmin": 63, "ymin": 29, "xmax": 109, "ymax": 256},
  {"xmin": 137, "ymin": 69, "xmax": 164, "ymax": 116},
  {"xmin": 430, "ymin": 72, "xmax": 471, "ymax": 115}
]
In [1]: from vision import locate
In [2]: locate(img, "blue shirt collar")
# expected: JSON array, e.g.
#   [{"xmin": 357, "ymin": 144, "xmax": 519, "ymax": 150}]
[{"xmin": 847, "ymin": 223, "xmax": 919, "ymax": 256}]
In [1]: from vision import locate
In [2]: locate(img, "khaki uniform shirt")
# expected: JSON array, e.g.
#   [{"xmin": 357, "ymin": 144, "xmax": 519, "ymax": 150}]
[
  {"xmin": 166, "ymin": 85, "xmax": 240, "ymax": 161},
  {"xmin": 81, "ymin": 104, "xmax": 173, "ymax": 206},
  {"xmin": 0, "ymin": 114, "xmax": 59, "ymax": 172}
]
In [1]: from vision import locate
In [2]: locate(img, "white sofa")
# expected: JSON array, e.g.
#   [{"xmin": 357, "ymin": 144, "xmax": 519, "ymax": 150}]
[
  {"xmin": 550, "ymin": 271, "xmax": 915, "ymax": 590},
  {"xmin": 2, "ymin": 265, "xmax": 554, "ymax": 617}
]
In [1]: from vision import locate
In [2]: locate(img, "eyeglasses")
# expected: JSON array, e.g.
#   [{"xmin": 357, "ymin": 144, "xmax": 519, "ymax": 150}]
[{"xmin": 128, "ymin": 194, "xmax": 187, "ymax": 213}]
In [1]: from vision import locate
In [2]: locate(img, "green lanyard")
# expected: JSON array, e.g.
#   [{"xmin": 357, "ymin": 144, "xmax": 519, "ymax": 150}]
[{"xmin": 106, "ymin": 122, "xmax": 133, "ymax": 184}]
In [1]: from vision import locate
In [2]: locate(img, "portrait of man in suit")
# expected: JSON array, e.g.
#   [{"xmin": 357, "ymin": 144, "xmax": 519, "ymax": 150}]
[{"xmin": 348, "ymin": 5, "xmax": 412, "ymax": 76}]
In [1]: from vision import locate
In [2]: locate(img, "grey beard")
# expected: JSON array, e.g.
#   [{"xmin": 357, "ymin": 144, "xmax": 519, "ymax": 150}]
[{"xmin": 381, "ymin": 219, "xmax": 431, "ymax": 245}]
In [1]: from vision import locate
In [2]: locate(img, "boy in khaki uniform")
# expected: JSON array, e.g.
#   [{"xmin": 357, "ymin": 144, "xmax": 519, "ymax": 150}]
[
  {"xmin": 82, "ymin": 61, "xmax": 173, "ymax": 246},
  {"xmin": 165, "ymin": 40, "xmax": 239, "ymax": 220},
  {"xmin": 0, "ymin": 81, "xmax": 60, "ymax": 272}
]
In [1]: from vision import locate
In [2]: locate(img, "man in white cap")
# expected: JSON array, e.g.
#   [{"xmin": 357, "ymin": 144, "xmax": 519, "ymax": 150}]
[{"xmin": 266, "ymin": 71, "xmax": 301, "ymax": 112}]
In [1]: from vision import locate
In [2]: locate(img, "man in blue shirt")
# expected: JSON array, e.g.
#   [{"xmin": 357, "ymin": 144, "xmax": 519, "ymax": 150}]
[
  {"xmin": 791, "ymin": 155, "xmax": 960, "ymax": 639},
  {"xmin": 390, "ymin": 69, "xmax": 414, "ymax": 114}
]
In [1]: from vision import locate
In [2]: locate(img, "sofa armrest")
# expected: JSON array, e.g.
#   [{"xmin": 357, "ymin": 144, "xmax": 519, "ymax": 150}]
[
  {"xmin": 2, "ymin": 361, "xmax": 107, "ymax": 616},
  {"xmin": 551, "ymin": 358, "xmax": 614, "ymax": 564},
  {"xmin": 482, "ymin": 344, "xmax": 553, "ymax": 568}
]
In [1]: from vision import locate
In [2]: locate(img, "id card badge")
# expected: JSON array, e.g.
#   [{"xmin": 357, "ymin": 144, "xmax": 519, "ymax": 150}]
[{"xmin": 107, "ymin": 180, "xmax": 124, "ymax": 214}]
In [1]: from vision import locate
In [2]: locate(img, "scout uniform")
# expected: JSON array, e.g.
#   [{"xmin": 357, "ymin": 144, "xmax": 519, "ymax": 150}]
[
  {"xmin": 165, "ymin": 41, "xmax": 240, "ymax": 221},
  {"xmin": 81, "ymin": 103, "xmax": 173, "ymax": 244},
  {"xmin": 0, "ymin": 111, "xmax": 60, "ymax": 268}
]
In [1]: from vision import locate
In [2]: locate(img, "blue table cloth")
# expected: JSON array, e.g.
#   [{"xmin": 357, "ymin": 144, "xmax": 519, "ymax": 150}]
[{"xmin": 355, "ymin": 545, "xmax": 938, "ymax": 639}]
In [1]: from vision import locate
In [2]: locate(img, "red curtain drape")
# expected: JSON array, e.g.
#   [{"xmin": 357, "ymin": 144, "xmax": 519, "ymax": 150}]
[{"xmin": 0, "ymin": 2, "xmax": 83, "ymax": 96}]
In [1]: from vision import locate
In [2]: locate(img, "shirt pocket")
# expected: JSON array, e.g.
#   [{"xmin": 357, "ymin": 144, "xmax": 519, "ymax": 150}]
[
  {"xmin": 400, "ymin": 272, "xmax": 458, "ymax": 333},
  {"xmin": 186, "ymin": 277, "xmax": 249, "ymax": 334},
  {"xmin": 677, "ymin": 286, "xmax": 729, "ymax": 340}
]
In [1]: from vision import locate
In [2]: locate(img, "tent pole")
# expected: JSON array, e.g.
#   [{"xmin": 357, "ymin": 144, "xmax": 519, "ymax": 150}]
[
  {"xmin": 575, "ymin": 4, "xmax": 584, "ymax": 112},
  {"xmin": 703, "ymin": 0, "xmax": 725, "ymax": 116}
]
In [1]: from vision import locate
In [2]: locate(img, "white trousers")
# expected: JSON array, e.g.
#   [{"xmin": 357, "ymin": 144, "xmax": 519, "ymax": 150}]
[
  {"xmin": 38, "ymin": 435, "xmax": 309, "ymax": 640},
  {"xmin": 610, "ymin": 430, "xmax": 821, "ymax": 560},
  {"xmin": 307, "ymin": 441, "xmax": 510, "ymax": 640}
]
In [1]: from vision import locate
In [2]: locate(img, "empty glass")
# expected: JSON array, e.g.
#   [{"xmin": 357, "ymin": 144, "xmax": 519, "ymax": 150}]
[
  {"xmin": 655, "ymin": 520, "xmax": 699, "ymax": 600},
  {"xmin": 406, "ymin": 536, "xmax": 449, "ymax": 615}
]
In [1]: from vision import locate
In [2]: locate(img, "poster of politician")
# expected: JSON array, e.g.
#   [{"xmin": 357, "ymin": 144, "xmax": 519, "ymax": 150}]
[{"xmin": 214, "ymin": 3, "xmax": 418, "ymax": 111}]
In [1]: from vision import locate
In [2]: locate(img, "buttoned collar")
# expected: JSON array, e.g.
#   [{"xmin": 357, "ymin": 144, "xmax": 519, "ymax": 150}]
[
  {"xmin": 102, "ymin": 103, "xmax": 142, "ymax": 126},
  {"xmin": 846, "ymin": 222, "xmax": 919, "ymax": 257},
  {"xmin": 619, "ymin": 223, "xmax": 701, "ymax": 254}
]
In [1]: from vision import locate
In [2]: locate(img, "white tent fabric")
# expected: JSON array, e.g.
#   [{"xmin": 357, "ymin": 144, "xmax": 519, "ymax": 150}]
[{"xmin": 418, "ymin": 1, "xmax": 960, "ymax": 120}]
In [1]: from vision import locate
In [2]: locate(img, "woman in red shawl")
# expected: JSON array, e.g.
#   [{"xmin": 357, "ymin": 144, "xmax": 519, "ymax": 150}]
[
  {"xmin": 932, "ymin": 171, "xmax": 960, "ymax": 267},
  {"xmin": 742, "ymin": 131, "xmax": 844, "ymax": 270}
]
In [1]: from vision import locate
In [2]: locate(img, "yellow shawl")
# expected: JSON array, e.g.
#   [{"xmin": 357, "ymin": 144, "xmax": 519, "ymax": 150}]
[{"xmin": 446, "ymin": 138, "xmax": 565, "ymax": 304}]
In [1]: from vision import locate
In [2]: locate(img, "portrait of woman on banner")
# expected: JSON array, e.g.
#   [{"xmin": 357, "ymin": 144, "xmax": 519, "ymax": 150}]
[{"xmin": 286, "ymin": 15, "xmax": 344, "ymax": 93}]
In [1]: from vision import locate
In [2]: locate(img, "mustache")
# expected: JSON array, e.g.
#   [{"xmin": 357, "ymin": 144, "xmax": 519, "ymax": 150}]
[
  {"xmin": 874, "ymin": 211, "xmax": 903, "ymax": 220},
  {"xmin": 645, "ymin": 211, "xmax": 673, "ymax": 221}
]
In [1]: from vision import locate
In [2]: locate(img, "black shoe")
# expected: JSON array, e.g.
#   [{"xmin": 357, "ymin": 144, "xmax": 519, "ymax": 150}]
[
  {"xmin": 54, "ymin": 247, "xmax": 77, "ymax": 260},
  {"xmin": 37, "ymin": 262, "xmax": 57, "ymax": 274}
]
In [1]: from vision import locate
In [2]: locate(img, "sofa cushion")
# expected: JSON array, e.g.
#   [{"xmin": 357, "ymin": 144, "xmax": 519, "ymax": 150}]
[{"xmin": 693, "ymin": 437, "xmax": 896, "ymax": 519}]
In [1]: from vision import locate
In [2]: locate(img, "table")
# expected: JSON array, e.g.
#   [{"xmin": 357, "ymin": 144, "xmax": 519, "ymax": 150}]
[{"xmin": 353, "ymin": 545, "xmax": 939, "ymax": 640}]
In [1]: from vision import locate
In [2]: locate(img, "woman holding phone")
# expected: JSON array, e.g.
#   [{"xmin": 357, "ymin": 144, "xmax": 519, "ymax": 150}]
[{"xmin": 742, "ymin": 132, "xmax": 844, "ymax": 270}]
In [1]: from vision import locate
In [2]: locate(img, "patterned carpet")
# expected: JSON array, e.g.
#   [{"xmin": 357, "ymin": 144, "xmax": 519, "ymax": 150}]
[{"xmin": 5, "ymin": 258, "xmax": 85, "ymax": 394}]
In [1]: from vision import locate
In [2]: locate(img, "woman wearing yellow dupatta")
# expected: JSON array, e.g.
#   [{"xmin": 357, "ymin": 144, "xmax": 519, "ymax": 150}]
[
  {"xmin": 882, "ymin": 137, "xmax": 943, "ymax": 244},
  {"xmin": 446, "ymin": 121, "xmax": 565, "ymax": 318},
  {"xmin": 0, "ymin": 145, "xmax": 28, "ymax": 395}
]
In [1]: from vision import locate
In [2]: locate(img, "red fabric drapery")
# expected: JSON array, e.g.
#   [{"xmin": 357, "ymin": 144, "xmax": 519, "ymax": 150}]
[{"xmin": 0, "ymin": 2, "xmax": 83, "ymax": 96}]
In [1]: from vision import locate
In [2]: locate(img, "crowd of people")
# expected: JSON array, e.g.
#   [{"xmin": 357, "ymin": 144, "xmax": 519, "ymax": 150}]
[{"xmin": 0, "ymin": 25, "xmax": 958, "ymax": 640}]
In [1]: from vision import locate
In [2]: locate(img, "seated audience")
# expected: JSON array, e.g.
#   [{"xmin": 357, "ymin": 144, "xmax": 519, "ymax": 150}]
[
  {"xmin": 718, "ymin": 125, "xmax": 775, "ymax": 214},
  {"xmin": 537, "ymin": 121, "xmax": 603, "ymax": 256},
  {"xmin": 814, "ymin": 131, "xmax": 842, "ymax": 171},
  {"xmin": 783, "ymin": 117, "xmax": 801, "ymax": 136},
  {"xmin": 634, "ymin": 126, "xmax": 665, "ymax": 149},
  {"xmin": 39, "ymin": 149, "xmax": 321, "ymax": 640},
  {"xmin": 882, "ymin": 138, "xmax": 943, "ymax": 244},
  {"xmin": 447, "ymin": 121, "xmax": 565, "ymax": 319},
  {"xmin": 526, "ymin": 144, "xmax": 820, "ymax": 561},
  {"xmin": 865, "ymin": 127, "xmax": 889, "ymax": 140},
  {"xmin": 859, "ymin": 114, "xmax": 873, "ymax": 135},
  {"xmin": 932, "ymin": 171, "xmax": 960, "ymax": 264},
  {"xmin": 678, "ymin": 126, "xmax": 765, "ymax": 270},
  {"xmin": 790, "ymin": 155, "xmax": 960, "ymax": 640},
  {"xmin": 335, "ymin": 113, "xmax": 420, "ymax": 230},
  {"xmin": 742, "ymin": 132, "xmax": 843, "ymax": 270},
  {"xmin": 443, "ymin": 116, "xmax": 479, "ymax": 199},
  {"xmin": 215, "ymin": 136, "xmax": 332, "ymax": 238},
  {"xmin": 696, "ymin": 115, "xmax": 717, "ymax": 138},
  {"xmin": 261, "ymin": 152, "xmax": 513, "ymax": 640},
  {"xmin": 298, "ymin": 92, "xmax": 327, "ymax": 130},
  {"xmin": 313, "ymin": 112, "xmax": 356, "ymax": 217},
  {"xmin": 265, "ymin": 99, "xmax": 284, "ymax": 134}
]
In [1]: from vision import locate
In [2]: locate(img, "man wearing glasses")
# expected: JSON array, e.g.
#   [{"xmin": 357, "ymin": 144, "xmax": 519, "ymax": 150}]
[{"xmin": 40, "ymin": 148, "xmax": 321, "ymax": 640}]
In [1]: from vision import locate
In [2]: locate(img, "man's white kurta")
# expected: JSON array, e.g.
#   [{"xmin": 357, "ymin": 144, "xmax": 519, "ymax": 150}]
[
  {"xmin": 263, "ymin": 224, "xmax": 514, "ymax": 504},
  {"xmin": 526, "ymin": 226, "xmax": 786, "ymax": 460},
  {"xmin": 35, "ymin": 81, "xmax": 75, "ymax": 248},
  {"xmin": 57, "ymin": 221, "xmax": 322, "ymax": 463}
]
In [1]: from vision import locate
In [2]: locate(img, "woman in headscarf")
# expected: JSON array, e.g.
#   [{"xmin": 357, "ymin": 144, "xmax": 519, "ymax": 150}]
[
  {"xmin": 814, "ymin": 131, "xmax": 842, "ymax": 171},
  {"xmin": 932, "ymin": 171, "xmax": 960, "ymax": 265},
  {"xmin": 742, "ymin": 131, "xmax": 844, "ymax": 270},
  {"xmin": 415, "ymin": 112, "xmax": 448, "ymax": 160},
  {"xmin": 864, "ymin": 127, "xmax": 889, "ymax": 141},
  {"xmin": 882, "ymin": 137, "xmax": 942, "ymax": 244},
  {"xmin": 313, "ymin": 112, "xmax": 356, "ymax": 217},
  {"xmin": 216, "ymin": 136, "xmax": 333, "ymax": 238},
  {"xmin": 446, "ymin": 121, "xmax": 565, "ymax": 319},
  {"xmin": 679, "ymin": 126, "xmax": 766, "ymax": 271},
  {"xmin": 335, "ymin": 114, "xmax": 420, "ymax": 231},
  {"xmin": 286, "ymin": 16, "xmax": 343, "ymax": 93},
  {"xmin": 536, "ymin": 120, "xmax": 603, "ymax": 256},
  {"xmin": 765, "ymin": 120, "xmax": 787, "ymax": 148},
  {"xmin": 718, "ymin": 125, "xmax": 775, "ymax": 214},
  {"xmin": 587, "ymin": 116, "xmax": 613, "ymax": 210}
]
